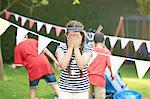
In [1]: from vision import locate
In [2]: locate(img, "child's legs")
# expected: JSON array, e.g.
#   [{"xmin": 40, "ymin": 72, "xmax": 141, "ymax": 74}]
[
  {"xmin": 59, "ymin": 90, "xmax": 73, "ymax": 99},
  {"xmin": 94, "ymin": 86, "xmax": 106, "ymax": 99},
  {"xmin": 29, "ymin": 79, "xmax": 40, "ymax": 99},
  {"xmin": 89, "ymin": 84, "xmax": 94, "ymax": 99},
  {"xmin": 51, "ymin": 84, "xmax": 59, "ymax": 96},
  {"xmin": 30, "ymin": 88, "xmax": 37, "ymax": 99},
  {"xmin": 73, "ymin": 91, "xmax": 89, "ymax": 99},
  {"xmin": 44, "ymin": 74, "xmax": 59, "ymax": 96}
]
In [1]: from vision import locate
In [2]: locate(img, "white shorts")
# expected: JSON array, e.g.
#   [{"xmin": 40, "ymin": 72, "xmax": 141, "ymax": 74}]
[{"xmin": 59, "ymin": 89, "xmax": 89, "ymax": 99}]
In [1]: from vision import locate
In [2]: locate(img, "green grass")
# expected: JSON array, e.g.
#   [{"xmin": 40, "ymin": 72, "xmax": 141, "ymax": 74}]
[
  {"xmin": 0, "ymin": 64, "xmax": 150, "ymax": 99},
  {"xmin": 0, "ymin": 64, "xmax": 60, "ymax": 99},
  {"xmin": 119, "ymin": 64, "xmax": 150, "ymax": 98}
]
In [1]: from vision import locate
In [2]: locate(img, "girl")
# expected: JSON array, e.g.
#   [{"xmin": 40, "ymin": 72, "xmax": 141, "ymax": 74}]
[{"xmin": 56, "ymin": 20, "xmax": 92, "ymax": 99}]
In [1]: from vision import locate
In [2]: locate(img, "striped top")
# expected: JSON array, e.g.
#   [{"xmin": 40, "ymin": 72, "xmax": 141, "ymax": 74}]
[{"xmin": 56, "ymin": 43, "xmax": 92, "ymax": 93}]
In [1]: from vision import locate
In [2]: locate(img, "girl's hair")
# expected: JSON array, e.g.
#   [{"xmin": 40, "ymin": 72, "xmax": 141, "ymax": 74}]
[
  {"xmin": 65, "ymin": 20, "xmax": 87, "ymax": 52},
  {"xmin": 65, "ymin": 20, "xmax": 86, "ymax": 77}
]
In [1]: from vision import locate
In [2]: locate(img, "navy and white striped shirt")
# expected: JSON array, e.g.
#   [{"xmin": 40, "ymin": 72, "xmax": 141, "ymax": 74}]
[{"xmin": 56, "ymin": 43, "xmax": 92, "ymax": 93}]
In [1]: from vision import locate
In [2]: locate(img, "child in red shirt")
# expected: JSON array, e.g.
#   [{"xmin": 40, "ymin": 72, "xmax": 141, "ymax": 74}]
[
  {"xmin": 12, "ymin": 35, "xmax": 60, "ymax": 99},
  {"xmin": 88, "ymin": 33, "xmax": 114, "ymax": 99}
]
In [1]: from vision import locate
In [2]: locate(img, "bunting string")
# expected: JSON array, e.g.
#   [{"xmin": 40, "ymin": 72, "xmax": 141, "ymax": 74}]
[
  {"xmin": 8, "ymin": 18, "xmax": 64, "ymax": 44},
  {"xmin": 6, "ymin": 11, "xmax": 66, "ymax": 30}
]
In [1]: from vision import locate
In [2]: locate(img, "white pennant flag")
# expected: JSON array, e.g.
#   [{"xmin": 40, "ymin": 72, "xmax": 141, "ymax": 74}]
[
  {"xmin": 146, "ymin": 41, "xmax": 150, "ymax": 53},
  {"xmin": 38, "ymin": 35, "xmax": 52, "ymax": 54},
  {"xmin": 16, "ymin": 27, "xmax": 29, "ymax": 45},
  {"xmin": 135, "ymin": 60, "xmax": 150, "ymax": 79},
  {"xmin": 120, "ymin": 38, "xmax": 129, "ymax": 49},
  {"xmin": 45, "ymin": 24, "xmax": 52, "ymax": 34},
  {"xmin": 64, "ymin": 28, "xmax": 67, "ymax": 33},
  {"xmin": 110, "ymin": 56, "xmax": 125, "ymax": 75},
  {"xmin": 37, "ymin": 21, "xmax": 43, "ymax": 31},
  {"xmin": 133, "ymin": 40, "xmax": 142, "ymax": 51},
  {"xmin": 14, "ymin": 14, "xmax": 19, "ymax": 21},
  {"xmin": 109, "ymin": 36, "xmax": 118, "ymax": 48},
  {"xmin": 21, "ymin": 16, "xmax": 27, "ymax": 26},
  {"xmin": 0, "ymin": 18, "xmax": 11, "ymax": 36}
]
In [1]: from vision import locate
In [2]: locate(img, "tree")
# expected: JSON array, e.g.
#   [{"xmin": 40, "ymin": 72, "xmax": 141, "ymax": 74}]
[
  {"xmin": 18, "ymin": 0, "xmax": 49, "ymax": 16},
  {"xmin": 137, "ymin": 0, "xmax": 150, "ymax": 16},
  {"xmin": 0, "ymin": 0, "xmax": 48, "ymax": 80},
  {"xmin": 0, "ymin": 0, "xmax": 21, "ymax": 80},
  {"xmin": 137, "ymin": 0, "xmax": 150, "ymax": 39},
  {"xmin": 72, "ymin": 0, "xmax": 80, "ymax": 5}
]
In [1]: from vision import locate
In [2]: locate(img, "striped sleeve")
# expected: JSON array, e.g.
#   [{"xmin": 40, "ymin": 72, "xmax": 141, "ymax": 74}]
[
  {"xmin": 83, "ymin": 43, "xmax": 92, "ymax": 54},
  {"xmin": 55, "ymin": 43, "xmax": 67, "ymax": 54}
]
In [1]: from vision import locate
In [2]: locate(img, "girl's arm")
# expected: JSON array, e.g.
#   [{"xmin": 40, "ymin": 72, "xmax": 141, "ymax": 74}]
[
  {"xmin": 56, "ymin": 35, "xmax": 74, "ymax": 70},
  {"xmin": 74, "ymin": 48, "xmax": 91, "ymax": 69},
  {"xmin": 56, "ymin": 47, "xmax": 73, "ymax": 70}
]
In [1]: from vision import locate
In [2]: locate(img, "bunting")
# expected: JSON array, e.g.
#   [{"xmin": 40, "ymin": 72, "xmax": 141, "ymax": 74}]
[
  {"xmin": 133, "ymin": 40, "xmax": 143, "ymax": 52},
  {"xmin": 5, "ymin": 11, "xmax": 11, "ymax": 20},
  {"xmin": 29, "ymin": 19, "xmax": 35, "ymax": 29},
  {"xmin": 108, "ymin": 36, "xmax": 118, "ymax": 48},
  {"xmin": 14, "ymin": 14, "xmax": 19, "ymax": 21},
  {"xmin": 110, "ymin": 56, "xmax": 125, "ymax": 75},
  {"xmin": 55, "ymin": 27, "xmax": 62, "ymax": 37},
  {"xmin": 0, "ymin": 17, "xmax": 150, "ymax": 79},
  {"xmin": 37, "ymin": 21, "xmax": 43, "ymax": 31},
  {"xmin": 120, "ymin": 38, "xmax": 130, "ymax": 49},
  {"xmin": 4, "ymin": 11, "xmax": 66, "ymax": 36},
  {"xmin": 135, "ymin": 60, "xmax": 150, "ymax": 79},
  {"xmin": 45, "ymin": 24, "xmax": 52, "ymax": 34},
  {"xmin": 38, "ymin": 35, "xmax": 52, "ymax": 54},
  {"xmin": 146, "ymin": 41, "xmax": 150, "ymax": 53},
  {"xmin": 0, "ymin": 18, "xmax": 11, "ymax": 36},
  {"xmin": 21, "ymin": 16, "xmax": 27, "ymax": 26},
  {"xmin": 16, "ymin": 27, "xmax": 29, "ymax": 45},
  {"xmin": 7, "ymin": 10, "xmax": 150, "ymax": 53}
]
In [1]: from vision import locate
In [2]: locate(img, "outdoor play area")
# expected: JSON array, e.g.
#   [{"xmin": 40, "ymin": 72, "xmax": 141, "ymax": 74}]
[{"xmin": 0, "ymin": 0, "xmax": 150, "ymax": 99}]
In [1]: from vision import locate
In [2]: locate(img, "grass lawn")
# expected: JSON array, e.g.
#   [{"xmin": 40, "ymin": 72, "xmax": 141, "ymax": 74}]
[
  {"xmin": 119, "ymin": 64, "xmax": 150, "ymax": 99},
  {"xmin": 0, "ymin": 64, "xmax": 150, "ymax": 99}
]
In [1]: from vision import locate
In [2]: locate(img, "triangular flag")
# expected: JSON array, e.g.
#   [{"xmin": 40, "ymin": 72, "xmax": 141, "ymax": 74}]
[
  {"xmin": 21, "ymin": 16, "xmax": 27, "ymax": 26},
  {"xmin": 64, "ymin": 28, "xmax": 67, "ymax": 33},
  {"xmin": 5, "ymin": 11, "xmax": 11, "ymax": 20},
  {"xmin": 110, "ymin": 56, "xmax": 125, "ymax": 75},
  {"xmin": 37, "ymin": 21, "xmax": 43, "ymax": 31},
  {"xmin": 55, "ymin": 27, "xmax": 62, "ymax": 37},
  {"xmin": 45, "ymin": 24, "xmax": 52, "ymax": 34},
  {"xmin": 146, "ymin": 41, "xmax": 150, "ymax": 53},
  {"xmin": 133, "ymin": 40, "xmax": 142, "ymax": 51},
  {"xmin": 14, "ymin": 14, "xmax": 19, "ymax": 21},
  {"xmin": 109, "ymin": 36, "xmax": 118, "ymax": 48},
  {"xmin": 120, "ymin": 38, "xmax": 129, "ymax": 49},
  {"xmin": 135, "ymin": 60, "xmax": 150, "ymax": 79},
  {"xmin": 16, "ymin": 27, "xmax": 29, "ymax": 45},
  {"xmin": 29, "ymin": 19, "xmax": 35, "ymax": 29},
  {"xmin": 0, "ymin": 18, "xmax": 11, "ymax": 36},
  {"xmin": 38, "ymin": 35, "xmax": 52, "ymax": 54}
]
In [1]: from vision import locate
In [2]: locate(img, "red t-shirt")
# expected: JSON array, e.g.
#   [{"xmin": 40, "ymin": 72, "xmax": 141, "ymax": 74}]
[
  {"xmin": 14, "ymin": 39, "xmax": 54, "ymax": 81},
  {"xmin": 88, "ymin": 47, "xmax": 111, "ymax": 87}
]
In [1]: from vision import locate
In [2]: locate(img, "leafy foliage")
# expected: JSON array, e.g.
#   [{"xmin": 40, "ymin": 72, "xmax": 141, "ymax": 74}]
[
  {"xmin": 72, "ymin": 0, "xmax": 80, "ymax": 5},
  {"xmin": 137, "ymin": 0, "xmax": 150, "ymax": 16}
]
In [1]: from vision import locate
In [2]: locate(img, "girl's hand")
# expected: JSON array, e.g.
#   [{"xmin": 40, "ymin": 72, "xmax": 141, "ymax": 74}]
[
  {"xmin": 67, "ymin": 34, "xmax": 74, "ymax": 49},
  {"xmin": 73, "ymin": 34, "xmax": 81, "ymax": 48}
]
